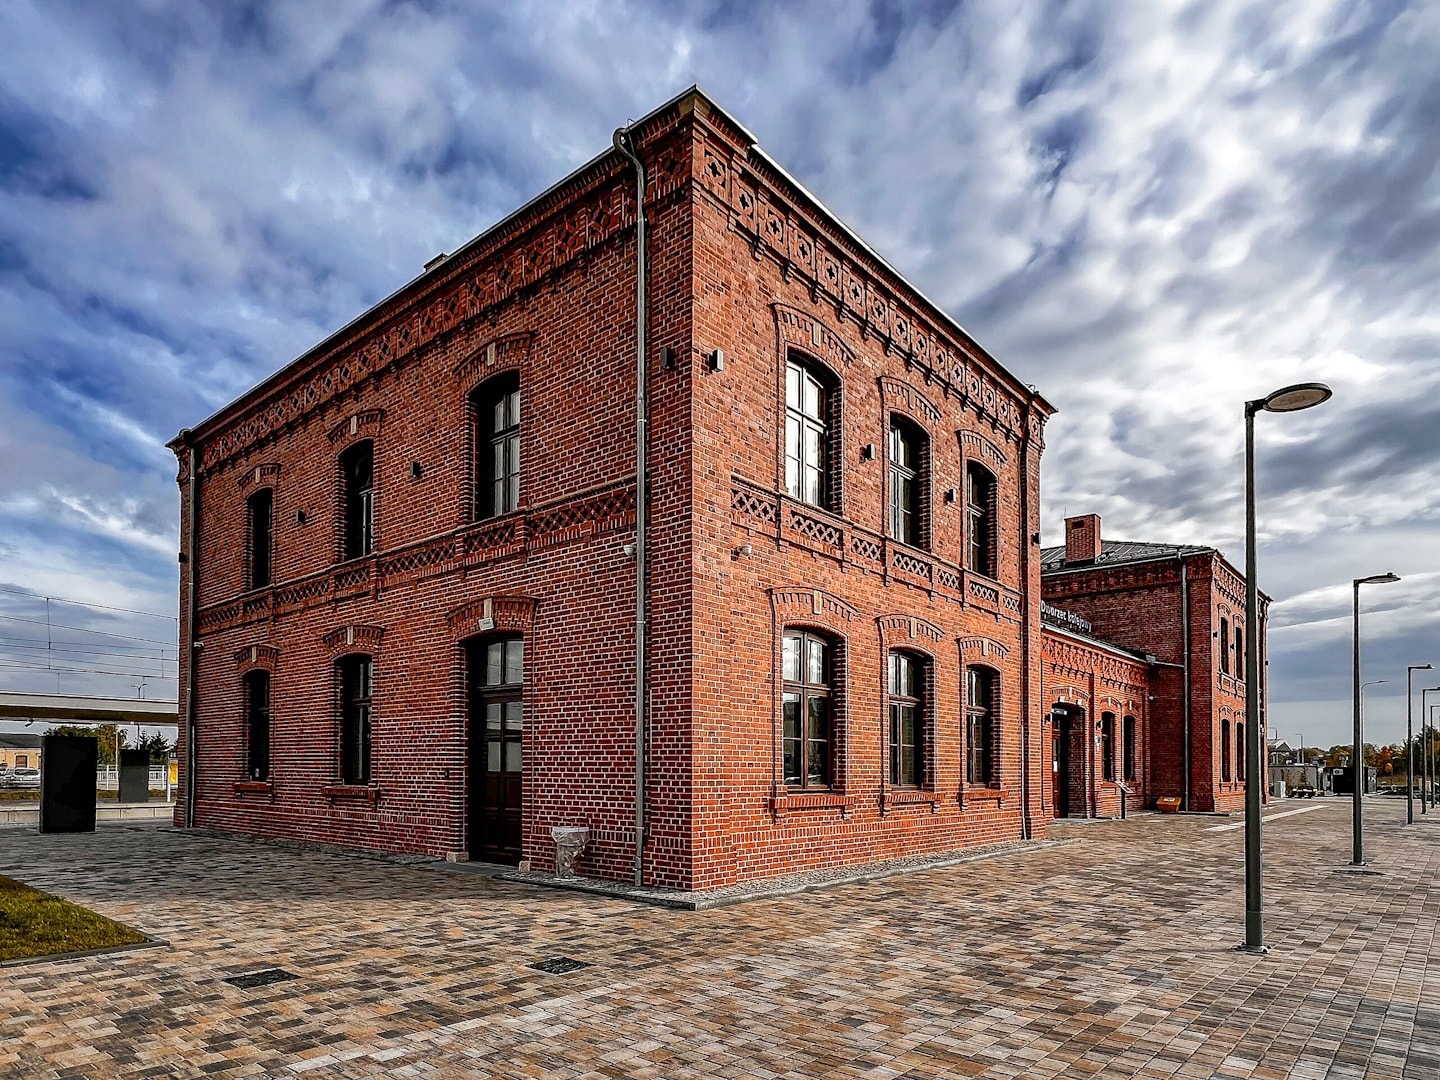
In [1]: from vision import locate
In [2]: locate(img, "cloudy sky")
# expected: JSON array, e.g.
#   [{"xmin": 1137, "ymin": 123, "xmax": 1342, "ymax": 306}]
[{"xmin": 0, "ymin": 0, "xmax": 1435, "ymax": 749}]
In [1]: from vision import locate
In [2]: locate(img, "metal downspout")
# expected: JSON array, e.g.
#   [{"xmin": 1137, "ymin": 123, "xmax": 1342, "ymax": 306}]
[
  {"xmin": 613, "ymin": 125, "xmax": 648, "ymax": 887},
  {"xmin": 181, "ymin": 432, "xmax": 200, "ymax": 829},
  {"xmin": 1018, "ymin": 411, "xmax": 1033, "ymax": 840},
  {"xmin": 1180, "ymin": 557, "xmax": 1192, "ymax": 811}
]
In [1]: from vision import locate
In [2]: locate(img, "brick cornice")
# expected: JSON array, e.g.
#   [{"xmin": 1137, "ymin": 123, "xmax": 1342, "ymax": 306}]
[
  {"xmin": 322, "ymin": 624, "xmax": 385, "ymax": 657},
  {"xmin": 770, "ymin": 587, "xmax": 859, "ymax": 635},
  {"xmin": 233, "ymin": 644, "xmax": 279, "ymax": 674}
]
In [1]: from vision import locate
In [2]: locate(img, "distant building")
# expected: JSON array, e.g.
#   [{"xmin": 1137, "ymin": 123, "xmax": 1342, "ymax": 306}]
[
  {"xmin": 1041, "ymin": 514, "xmax": 1268, "ymax": 813},
  {"xmin": 0, "ymin": 733, "xmax": 41, "ymax": 770}
]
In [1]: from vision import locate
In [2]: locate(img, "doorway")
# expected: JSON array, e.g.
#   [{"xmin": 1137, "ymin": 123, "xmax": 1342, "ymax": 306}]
[{"xmin": 467, "ymin": 635, "xmax": 524, "ymax": 863}]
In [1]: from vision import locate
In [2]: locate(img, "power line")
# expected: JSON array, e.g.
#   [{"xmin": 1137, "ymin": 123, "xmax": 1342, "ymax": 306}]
[
  {"xmin": 0, "ymin": 639, "xmax": 178, "ymax": 661},
  {"xmin": 0, "ymin": 585, "xmax": 177, "ymax": 623},
  {"xmin": 0, "ymin": 613, "xmax": 177, "ymax": 648},
  {"xmin": 0, "ymin": 656, "xmax": 180, "ymax": 681}
]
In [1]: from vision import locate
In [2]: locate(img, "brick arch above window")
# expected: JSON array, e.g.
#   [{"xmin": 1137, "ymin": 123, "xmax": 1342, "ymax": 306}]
[
  {"xmin": 452, "ymin": 331, "xmax": 533, "ymax": 393},
  {"xmin": 322, "ymin": 624, "xmax": 385, "ymax": 657},
  {"xmin": 959, "ymin": 430, "xmax": 1007, "ymax": 469},
  {"xmin": 446, "ymin": 595, "xmax": 537, "ymax": 640},
  {"xmin": 957, "ymin": 636, "xmax": 1010, "ymax": 663},
  {"xmin": 877, "ymin": 613, "xmax": 945, "ymax": 649},
  {"xmin": 773, "ymin": 304, "xmax": 854, "ymax": 370},
  {"xmin": 1048, "ymin": 684, "xmax": 1091, "ymax": 708},
  {"xmin": 236, "ymin": 462, "xmax": 281, "ymax": 493},
  {"xmin": 770, "ymin": 587, "xmax": 858, "ymax": 635},
  {"xmin": 233, "ymin": 644, "xmax": 279, "ymax": 674},
  {"xmin": 878, "ymin": 376, "xmax": 941, "ymax": 432},
  {"xmin": 326, "ymin": 409, "xmax": 384, "ymax": 451},
  {"xmin": 1100, "ymin": 694, "xmax": 1142, "ymax": 716}
]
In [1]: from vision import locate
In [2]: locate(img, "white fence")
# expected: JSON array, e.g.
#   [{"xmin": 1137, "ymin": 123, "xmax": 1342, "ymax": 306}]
[{"xmin": 96, "ymin": 764, "xmax": 174, "ymax": 801}]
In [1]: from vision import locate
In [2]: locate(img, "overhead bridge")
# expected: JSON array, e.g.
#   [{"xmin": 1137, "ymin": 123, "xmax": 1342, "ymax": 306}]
[{"xmin": 0, "ymin": 691, "xmax": 177, "ymax": 726}]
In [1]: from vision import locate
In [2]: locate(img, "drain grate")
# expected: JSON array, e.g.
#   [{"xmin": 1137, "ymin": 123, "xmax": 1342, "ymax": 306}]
[
  {"xmin": 529, "ymin": 957, "xmax": 591, "ymax": 975},
  {"xmin": 225, "ymin": 968, "xmax": 299, "ymax": 989}
]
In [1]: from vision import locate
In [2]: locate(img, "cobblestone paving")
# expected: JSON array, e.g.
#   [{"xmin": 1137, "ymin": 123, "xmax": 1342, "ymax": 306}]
[{"xmin": 1, "ymin": 800, "xmax": 1437, "ymax": 1078}]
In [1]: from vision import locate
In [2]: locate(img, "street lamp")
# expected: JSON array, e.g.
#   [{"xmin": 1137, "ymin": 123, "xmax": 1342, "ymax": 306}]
[
  {"xmin": 1423, "ymin": 690, "xmax": 1440, "ymax": 813},
  {"xmin": 1407, "ymin": 665, "xmax": 1433, "ymax": 824},
  {"xmin": 1352, "ymin": 572, "xmax": 1401, "ymax": 865},
  {"xmin": 1240, "ymin": 381, "xmax": 1332, "ymax": 953}
]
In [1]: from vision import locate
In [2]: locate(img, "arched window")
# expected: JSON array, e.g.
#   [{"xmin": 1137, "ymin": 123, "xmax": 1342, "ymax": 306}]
[
  {"xmin": 888, "ymin": 416, "xmax": 927, "ymax": 548},
  {"xmin": 1221, "ymin": 718, "xmax": 1232, "ymax": 781},
  {"xmin": 889, "ymin": 650, "xmax": 927, "ymax": 787},
  {"xmin": 1100, "ymin": 712, "xmax": 1116, "ymax": 781},
  {"xmin": 782, "ymin": 629, "xmax": 833, "ymax": 789},
  {"xmin": 1123, "ymin": 715, "xmax": 1137, "ymax": 782},
  {"xmin": 340, "ymin": 441, "xmax": 374, "ymax": 560},
  {"xmin": 966, "ymin": 666, "xmax": 997, "ymax": 786},
  {"xmin": 247, "ymin": 488, "xmax": 274, "ymax": 589},
  {"xmin": 244, "ymin": 670, "xmax": 270, "ymax": 781},
  {"xmin": 474, "ymin": 373, "xmax": 520, "ymax": 519},
  {"xmin": 1219, "ymin": 616, "xmax": 1230, "ymax": 674},
  {"xmin": 1234, "ymin": 624, "xmax": 1244, "ymax": 679},
  {"xmin": 1236, "ymin": 722, "xmax": 1246, "ymax": 782},
  {"xmin": 966, "ymin": 462, "xmax": 996, "ymax": 578},
  {"xmin": 338, "ymin": 654, "xmax": 373, "ymax": 785},
  {"xmin": 784, "ymin": 356, "xmax": 837, "ymax": 510}
]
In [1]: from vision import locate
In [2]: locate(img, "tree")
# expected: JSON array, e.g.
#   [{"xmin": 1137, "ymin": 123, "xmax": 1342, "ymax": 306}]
[
  {"xmin": 45, "ymin": 724, "xmax": 126, "ymax": 766},
  {"xmin": 137, "ymin": 732, "xmax": 175, "ymax": 762}
]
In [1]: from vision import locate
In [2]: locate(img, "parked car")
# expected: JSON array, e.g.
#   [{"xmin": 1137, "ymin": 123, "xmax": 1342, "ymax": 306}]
[{"xmin": 7, "ymin": 767, "xmax": 40, "ymax": 790}]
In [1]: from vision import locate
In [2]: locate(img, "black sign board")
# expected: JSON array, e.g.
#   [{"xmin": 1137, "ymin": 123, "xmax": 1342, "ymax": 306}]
[
  {"xmin": 39, "ymin": 734, "xmax": 97, "ymax": 833},
  {"xmin": 118, "ymin": 747, "xmax": 150, "ymax": 804}
]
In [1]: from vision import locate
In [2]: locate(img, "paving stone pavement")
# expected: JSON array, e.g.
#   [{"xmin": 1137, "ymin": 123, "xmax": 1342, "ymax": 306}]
[{"xmin": 1, "ymin": 799, "xmax": 1437, "ymax": 1079}]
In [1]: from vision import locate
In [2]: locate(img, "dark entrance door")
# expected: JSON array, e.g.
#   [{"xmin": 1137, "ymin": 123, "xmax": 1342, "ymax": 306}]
[
  {"xmin": 468, "ymin": 636, "xmax": 524, "ymax": 863},
  {"xmin": 1051, "ymin": 709, "xmax": 1071, "ymax": 816}
]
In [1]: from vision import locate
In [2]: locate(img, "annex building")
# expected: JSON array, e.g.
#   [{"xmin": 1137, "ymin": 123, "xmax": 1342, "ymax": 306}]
[{"xmin": 171, "ymin": 89, "xmax": 1264, "ymax": 889}]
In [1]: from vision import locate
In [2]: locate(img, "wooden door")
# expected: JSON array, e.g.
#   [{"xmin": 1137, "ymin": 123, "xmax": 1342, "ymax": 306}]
[
  {"xmin": 1052, "ymin": 713, "xmax": 1070, "ymax": 816},
  {"xmin": 468, "ymin": 637, "xmax": 524, "ymax": 863}
]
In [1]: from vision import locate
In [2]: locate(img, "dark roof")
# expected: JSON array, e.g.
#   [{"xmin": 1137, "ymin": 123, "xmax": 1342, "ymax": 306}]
[
  {"xmin": 1040, "ymin": 539, "xmax": 1213, "ymax": 574},
  {"xmin": 0, "ymin": 733, "xmax": 42, "ymax": 750}
]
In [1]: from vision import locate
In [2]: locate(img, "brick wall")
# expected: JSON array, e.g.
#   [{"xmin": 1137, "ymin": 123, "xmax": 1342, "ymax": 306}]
[{"xmin": 173, "ymin": 90, "xmax": 1057, "ymax": 890}]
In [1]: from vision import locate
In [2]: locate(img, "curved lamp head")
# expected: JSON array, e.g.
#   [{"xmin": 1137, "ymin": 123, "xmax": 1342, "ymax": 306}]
[
  {"xmin": 1262, "ymin": 382, "xmax": 1333, "ymax": 413},
  {"xmin": 1357, "ymin": 572, "xmax": 1401, "ymax": 586}
]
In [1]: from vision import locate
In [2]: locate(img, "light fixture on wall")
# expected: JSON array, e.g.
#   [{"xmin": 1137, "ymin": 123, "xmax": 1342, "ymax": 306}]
[
  {"xmin": 294, "ymin": 510, "xmax": 307, "ymax": 525},
  {"xmin": 409, "ymin": 461, "xmax": 423, "ymax": 479},
  {"xmin": 708, "ymin": 348, "xmax": 724, "ymax": 371}
]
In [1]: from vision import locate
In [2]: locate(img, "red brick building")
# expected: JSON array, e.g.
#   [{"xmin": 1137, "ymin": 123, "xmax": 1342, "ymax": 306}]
[
  {"xmin": 1041, "ymin": 514, "xmax": 1268, "ymax": 813},
  {"xmin": 170, "ymin": 89, "xmax": 1258, "ymax": 889}
]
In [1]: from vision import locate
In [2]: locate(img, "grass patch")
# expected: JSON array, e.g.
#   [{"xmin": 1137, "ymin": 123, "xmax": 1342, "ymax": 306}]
[{"xmin": 0, "ymin": 874, "xmax": 147, "ymax": 962}]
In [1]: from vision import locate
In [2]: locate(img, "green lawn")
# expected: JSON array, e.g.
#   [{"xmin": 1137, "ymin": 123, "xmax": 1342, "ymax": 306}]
[{"xmin": 0, "ymin": 874, "xmax": 147, "ymax": 963}]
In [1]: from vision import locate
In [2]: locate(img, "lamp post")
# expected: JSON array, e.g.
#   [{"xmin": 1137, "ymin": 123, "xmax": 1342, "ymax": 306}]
[
  {"xmin": 1240, "ymin": 381, "xmax": 1332, "ymax": 953},
  {"xmin": 1407, "ymin": 666, "xmax": 1433, "ymax": 824},
  {"xmin": 1352, "ymin": 573, "xmax": 1400, "ymax": 865},
  {"xmin": 1424, "ymin": 691, "xmax": 1440, "ymax": 813}
]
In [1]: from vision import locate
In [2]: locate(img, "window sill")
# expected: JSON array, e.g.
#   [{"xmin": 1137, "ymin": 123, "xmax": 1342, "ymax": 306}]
[
  {"xmin": 963, "ymin": 786, "xmax": 1005, "ymax": 804},
  {"xmin": 323, "ymin": 784, "xmax": 379, "ymax": 805},
  {"xmin": 772, "ymin": 791, "xmax": 855, "ymax": 818},
  {"xmin": 883, "ymin": 789, "xmax": 941, "ymax": 813},
  {"xmin": 233, "ymin": 781, "xmax": 272, "ymax": 797}
]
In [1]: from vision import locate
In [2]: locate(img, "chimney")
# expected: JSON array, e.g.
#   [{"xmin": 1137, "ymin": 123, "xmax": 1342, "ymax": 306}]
[{"xmin": 1065, "ymin": 514, "xmax": 1102, "ymax": 564}]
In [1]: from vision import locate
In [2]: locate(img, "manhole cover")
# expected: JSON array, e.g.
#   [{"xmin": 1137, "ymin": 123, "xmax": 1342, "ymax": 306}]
[
  {"xmin": 529, "ymin": 957, "xmax": 591, "ymax": 974},
  {"xmin": 225, "ymin": 968, "xmax": 299, "ymax": 989}
]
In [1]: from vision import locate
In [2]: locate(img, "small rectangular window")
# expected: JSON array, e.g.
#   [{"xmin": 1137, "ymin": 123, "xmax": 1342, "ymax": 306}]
[
  {"xmin": 340, "ymin": 655, "xmax": 373, "ymax": 785},
  {"xmin": 246, "ymin": 671, "xmax": 271, "ymax": 782},
  {"xmin": 1123, "ymin": 715, "xmax": 1136, "ymax": 782},
  {"xmin": 342, "ymin": 442, "xmax": 374, "ymax": 560},
  {"xmin": 248, "ymin": 488, "xmax": 273, "ymax": 589}
]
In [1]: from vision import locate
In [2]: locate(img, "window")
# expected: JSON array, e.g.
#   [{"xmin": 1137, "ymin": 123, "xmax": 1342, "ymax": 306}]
[
  {"xmin": 15, "ymin": 755, "xmax": 26, "ymax": 768},
  {"xmin": 476, "ymin": 635, "xmax": 524, "ymax": 772},
  {"xmin": 1123, "ymin": 715, "xmax": 1137, "ymax": 782},
  {"xmin": 247, "ymin": 488, "xmax": 274, "ymax": 589},
  {"xmin": 966, "ymin": 667, "xmax": 996, "ymax": 786},
  {"xmin": 1236, "ymin": 722, "xmax": 1246, "ymax": 782},
  {"xmin": 341, "ymin": 441, "xmax": 374, "ymax": 560},
  {"xmin": 966, "ymin": 462, "xmax": 996, "ymax": 577},
  {"xmin": 1100, "ymin": 712, "xmax": 1116, "ymax": 782},
  {"xmin": 476, "ymin": 374, "xmax": 520, "ymax": 519},
  {"xmin": 245, "ymin": 670, "xmax": 271, "ymax": 782},
  {"xmin": 782, "ymin": 631, "xmax": 833, "ymax": 789},
  {"xmin": 1221, "ymin": 718, "xmax": 1232, "ymax": 781},
  {"xmin": 889, "ymin": 651, "xmax": 926, "ymax": 788},
  {"xmin": 1219, "ymin": 617, "xmax": 1230, "ymax": 674},
  {"xmin": 888, "ymin": 417, "xmax": 926, "ymax": 547},
  {"xmin": 785, "ymin": 357, "xmax": 834, "ymax": 509},
  {"xmin": 1234, "ymin": 624, "xmax": 1244, "ymax": 680},
  {"xmin": 339, "ymin": 655, "xmax": 373, "ymax": 785}
]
